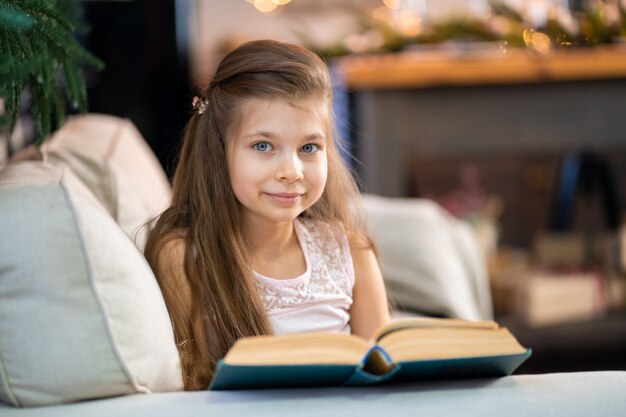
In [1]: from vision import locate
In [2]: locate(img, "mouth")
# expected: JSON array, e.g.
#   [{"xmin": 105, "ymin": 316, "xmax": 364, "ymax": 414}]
[{"xmin": 264, "ymin": 192, "xmax": 304, "ymax": 203}]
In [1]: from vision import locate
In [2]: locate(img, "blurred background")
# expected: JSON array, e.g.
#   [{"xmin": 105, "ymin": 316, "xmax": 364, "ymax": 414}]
[{"xmin": 6, "ymin": 0, "xmax": 626, "ymax": 375}]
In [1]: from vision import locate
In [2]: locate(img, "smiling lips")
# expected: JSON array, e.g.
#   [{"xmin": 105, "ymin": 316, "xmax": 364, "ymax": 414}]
[{"xmin": 265, "ymin": 192, "xmax": 303, "ymax": 203}]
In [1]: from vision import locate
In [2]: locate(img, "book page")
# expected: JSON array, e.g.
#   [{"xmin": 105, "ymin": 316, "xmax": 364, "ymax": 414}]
[
  {"xmin": 223, "ymin": 332, "xmax": 370, "ymax": 366},
  {"xmin": 372, "ymin": 317, "xmax": 499, "ymax": 343},
  {"xmin": 378, "ymin": 327, "xmax": 527, "ymax": 362}
]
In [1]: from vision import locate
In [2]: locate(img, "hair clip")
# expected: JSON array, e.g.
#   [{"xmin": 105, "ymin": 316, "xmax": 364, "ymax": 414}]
[{"xmin": 192, "ymin": 96, "xmax": 209, "ymax": 114}]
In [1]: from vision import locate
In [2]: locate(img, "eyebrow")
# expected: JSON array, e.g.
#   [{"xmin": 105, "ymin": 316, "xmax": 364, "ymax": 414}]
[
  {"xmin": 242, "ymin": 131, "xmax": 325, "ymax": 141},
  {"xmin": 242, "ymin": 131, "xmax": 274, "ymax": 140}
]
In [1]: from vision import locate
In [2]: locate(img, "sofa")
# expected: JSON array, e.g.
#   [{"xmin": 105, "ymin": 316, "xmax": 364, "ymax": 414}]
[
  {"xmin": 1, "ymin": 114, "xmax": 625, "ymax": 414},
  {"xmin": 2, "ymin": 372, "xmax": 626, "ymax": 417}
]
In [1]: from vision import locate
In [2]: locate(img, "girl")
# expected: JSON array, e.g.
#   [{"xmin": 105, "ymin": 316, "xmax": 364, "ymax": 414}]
[{"xmin": 145, "ymin": 40, "xmax": 390, "ymax": 390}]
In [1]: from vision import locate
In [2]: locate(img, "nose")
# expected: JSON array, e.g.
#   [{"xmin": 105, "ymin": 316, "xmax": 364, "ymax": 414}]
[{"xmin": 276, "ymin": 153, "xmax": 303, "ymax": 183}]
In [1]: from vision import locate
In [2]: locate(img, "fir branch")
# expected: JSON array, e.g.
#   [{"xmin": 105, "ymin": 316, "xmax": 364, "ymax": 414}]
[
  {"xmin": 0, "ymin": 0, "xmax": 104, "ymax": 145},
  {"xmin": 13, "ymin": 0, "xmax": 73, "ymax": 32},
  {"xmin": 0, "ymin": 5, "xmax": 34, "ymax": 30},
  {"xmin": 62, "ymin": 58, "xmax": 85, "ymax": 112}
]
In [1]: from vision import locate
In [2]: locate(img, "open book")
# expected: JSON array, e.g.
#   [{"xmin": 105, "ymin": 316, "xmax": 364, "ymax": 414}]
[{"xmin": 209, "ymin": 317, "xmax": 531, "ymax": 390}]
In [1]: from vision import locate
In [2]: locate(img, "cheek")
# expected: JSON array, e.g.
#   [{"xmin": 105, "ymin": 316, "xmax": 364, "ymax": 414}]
[
  {"xmin": 230, "ymin": 164, "xmax": 257, "ymax": 196},
  {"xmin": 227, "ymin": 150, "xmax": 253, "ymax": 200},
  {"xmin": 312, "ymin": 156, "xmax": 328, "ymax": 189},
  {"xmin": 228, "ymin": 146, "xmax": 254, "ymax": 181}
]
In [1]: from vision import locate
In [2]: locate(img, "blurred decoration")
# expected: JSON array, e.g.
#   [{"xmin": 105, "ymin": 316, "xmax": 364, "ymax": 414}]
[
  {"xmin": 252, "ymin": 0, "xmax": 626, "ymax": 57},
  {"xmin": 247, "ymin": 0, "xmax": 292, "ymax": 14},
  {"xmin": 0, "ymin": 0, "xmax": 103, "ymax": 146},
  {"xmin": 425, "ymin": 164, "xmax": 504, "ymax": 264}
]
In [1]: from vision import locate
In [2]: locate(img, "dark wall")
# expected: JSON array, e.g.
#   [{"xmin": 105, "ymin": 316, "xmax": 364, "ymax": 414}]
[
  {"xmin": 352, "ymin": 80, "xmax": 626, "ymax": 247},
  {"xmin": 83, "ymin": 0, "xmax": 190, "ymax": 177}
]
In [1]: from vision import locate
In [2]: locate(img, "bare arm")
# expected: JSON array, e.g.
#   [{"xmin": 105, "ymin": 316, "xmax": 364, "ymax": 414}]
[{"xmin": 349, "ymin": 245, "xmax": 390, "ymax": 339}]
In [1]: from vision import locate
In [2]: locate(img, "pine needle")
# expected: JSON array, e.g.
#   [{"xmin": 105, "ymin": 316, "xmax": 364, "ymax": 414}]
[{"xmin": 0, "ymin": 0, "xmax": 104, "ymax": 146}]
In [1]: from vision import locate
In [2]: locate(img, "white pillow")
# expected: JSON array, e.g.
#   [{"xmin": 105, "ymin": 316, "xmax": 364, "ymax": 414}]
[
  {"xmin": 0, "ymin": 162, "xmax": 183, "ymax": 407},
  {"xmin": 41, "ymin": 114, "xmax": 171, "ymax": 251},
  {"xmin": 362, "ymin": 194, "xmax": 493, "ymax": 321}
]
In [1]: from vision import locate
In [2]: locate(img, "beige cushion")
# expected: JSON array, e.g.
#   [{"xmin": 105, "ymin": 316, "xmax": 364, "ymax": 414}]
[
  {"xmin": 0, "ymin": 162, "xmax": 183, "ymax": 407},
  {"xmin": 40, "ymin": 114, "xmax": 171, "ymax": 250},
  {"xmin": 362, "ymin": 194, "xmax": 493, "ymax": 321}
]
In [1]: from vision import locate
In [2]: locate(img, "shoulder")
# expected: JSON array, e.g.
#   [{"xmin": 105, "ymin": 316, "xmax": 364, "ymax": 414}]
[
  {"xmin": 297, "ymin": 217, "xmax": 374, "ymax": 257},
  {"xmin": 349, "ymin": 244, "xmax": 377, "ymax": 274}
]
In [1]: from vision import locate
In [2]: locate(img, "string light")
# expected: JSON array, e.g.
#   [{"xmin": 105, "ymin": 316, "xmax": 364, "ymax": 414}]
[
  {"xmin": 374, "ymin": 0, "xmax": 423, "ymax": 37},
  {"xmin": 523, "ymin": 29, "xmax": 552, "ymax": 54},
  {"xmin": 249, "ymin": 0, "xmax": 291, "ymax": 13},
  {"xmin": 253, "ymin": 0, "xmax": 278, "ymax": 13}
]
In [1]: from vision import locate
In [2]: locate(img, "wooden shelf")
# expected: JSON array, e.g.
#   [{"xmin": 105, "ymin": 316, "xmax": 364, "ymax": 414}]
[{"xmin": 336, "ymin": 46, "xmax": 626, "ymax": 89}]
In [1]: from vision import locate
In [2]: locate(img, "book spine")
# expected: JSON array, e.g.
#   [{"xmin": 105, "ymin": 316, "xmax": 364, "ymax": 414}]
[{"xmin": 342, "ymin": 345, "xmax": 401, "ymax": 386}]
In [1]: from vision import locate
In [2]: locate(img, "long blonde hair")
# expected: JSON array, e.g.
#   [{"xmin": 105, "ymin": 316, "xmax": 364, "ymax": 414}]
[{"xmin": 145, "ymin": 40, "xmax": 370, "ymax": 390}]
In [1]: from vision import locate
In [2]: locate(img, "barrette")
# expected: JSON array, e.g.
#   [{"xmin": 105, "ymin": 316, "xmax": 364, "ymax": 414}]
[{"xmin": 192, "ymin": 96, "xmax": 209, "ymax": 114}]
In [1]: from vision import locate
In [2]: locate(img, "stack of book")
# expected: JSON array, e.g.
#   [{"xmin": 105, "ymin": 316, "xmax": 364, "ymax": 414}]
[
  {"xmin": 507, "ymin": 231, "xmax": 625, "ymax": 328},
  {"xmin": 518, "ymin": 269, "xmax": 605, "ymax": 328},
  {"xmin": 489, "ymin": 233, "xmax": 623, "ymax": 328}
]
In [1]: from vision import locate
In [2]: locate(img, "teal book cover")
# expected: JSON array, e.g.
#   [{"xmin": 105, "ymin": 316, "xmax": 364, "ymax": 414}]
[
  {"xmin": 208, "ymin": 347, "xmax": 532, "ymax": 390},
  {"xmin": 208, "ymin": 318, "xmax": 532, "ymax": 390},
  {"xmin": 209, "ymin": 363, "xmax": 357, "ymax": 390}
]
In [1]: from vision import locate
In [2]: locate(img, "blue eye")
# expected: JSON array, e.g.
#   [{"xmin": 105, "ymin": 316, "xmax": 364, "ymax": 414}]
[
  {"xmin": 301, "ymin": 144, "xmax": 319, "ymax": 154},
  {"xmin": 253, "ymin": 142, "xmax": 272, "ymax": 152}
]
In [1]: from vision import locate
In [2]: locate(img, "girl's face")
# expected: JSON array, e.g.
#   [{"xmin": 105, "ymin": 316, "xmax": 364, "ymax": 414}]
[{"xmin": 227, "ymin": 98, "xmax": 329, "ymax": 228}]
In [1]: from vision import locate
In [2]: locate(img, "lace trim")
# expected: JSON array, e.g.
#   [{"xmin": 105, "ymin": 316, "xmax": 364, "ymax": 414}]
[{"xmin": 254, "ymin": 218, "xmax": 353, "ymax": 312}]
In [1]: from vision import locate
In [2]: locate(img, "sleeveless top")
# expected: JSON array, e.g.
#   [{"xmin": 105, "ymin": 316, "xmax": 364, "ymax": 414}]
[{"xmin": 253, "ymin": 218, "xmax": 354, "ymax": 335}]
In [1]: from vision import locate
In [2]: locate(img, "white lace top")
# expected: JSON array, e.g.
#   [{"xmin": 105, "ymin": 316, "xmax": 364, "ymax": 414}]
[{"xmin": 253, "ymin": 218, "xmax": 354, "ymax": 335}]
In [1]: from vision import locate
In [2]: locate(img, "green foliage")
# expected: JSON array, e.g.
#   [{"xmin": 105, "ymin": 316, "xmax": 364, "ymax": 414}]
[
  {"xmin": 577, "ymin": 3, "xmax": 621, "ymax": 45},
  {"xmin": 309, "ymin": 0, "xmax": 626, "ymax": 59},
  {"xmin": 0, "ymin": 0, "xmax": 103, "ymax": 146},
  {"xmin": 419, "ymin": 18, "xmax": 499, "ymax": 44}
]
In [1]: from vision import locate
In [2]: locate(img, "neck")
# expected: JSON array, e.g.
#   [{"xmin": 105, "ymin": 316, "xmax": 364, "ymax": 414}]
[{"xmin": 243, "ymin": 217, "xmax": 297, "ymax": 258}]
